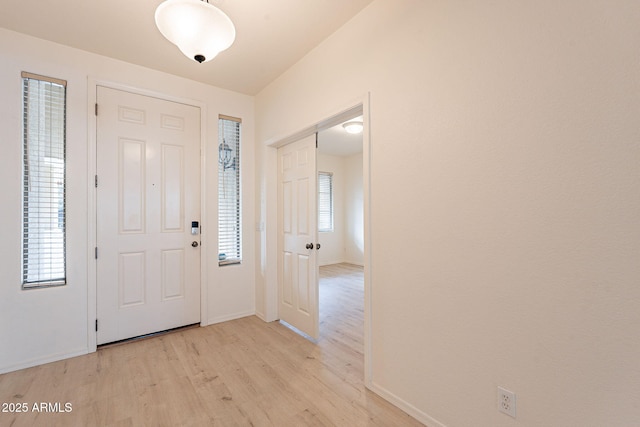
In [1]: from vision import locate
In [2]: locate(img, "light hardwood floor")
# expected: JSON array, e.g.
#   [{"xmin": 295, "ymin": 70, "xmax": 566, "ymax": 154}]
[{"xmin": 0, "ymin": 263, "xmax": 424, "ymax": 426}]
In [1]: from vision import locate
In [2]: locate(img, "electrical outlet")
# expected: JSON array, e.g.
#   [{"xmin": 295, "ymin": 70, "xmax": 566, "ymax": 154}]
[{"xmin": 498, "ymin": 387, "xmax": 516, "ymax": 418}]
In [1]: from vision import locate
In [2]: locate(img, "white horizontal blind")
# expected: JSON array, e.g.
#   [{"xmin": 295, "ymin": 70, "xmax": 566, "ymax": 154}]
[
  {"xmin": 318, "ymin": 172, "xmax": 333, "ymax": 232},
  {"xmin": 22, "ymin": 72, "xmax": 67, "ymax": 288},
  {"xmin": 218, "ymin": 115, "xmax": 242, "ymax": 266}
]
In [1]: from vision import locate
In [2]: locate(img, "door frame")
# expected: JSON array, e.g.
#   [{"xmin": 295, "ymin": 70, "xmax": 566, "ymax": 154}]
[
  {"xmin": 87, "ymin": 79, "xmax": 208, "ymax": 353},
  {"xmin": 265, "ymin": 93, "xmax": 373, "ymax": 386}
]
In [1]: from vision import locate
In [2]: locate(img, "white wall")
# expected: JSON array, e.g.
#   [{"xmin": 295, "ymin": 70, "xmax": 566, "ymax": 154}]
[
  {"xmin": 317, "ymin": 153, "xmax": 345, "ymax": 266},
  {"xmin": 255, "ymin": 1, "xmax": 640, "ymax": 426},
  {"xmin": 316, "ymin": 152, "xmax": 364, "ymax": 267},
  {"xmin": 0, "ymin": 28, "xmax": 255, "ymax": 373},
  {"xmin": 344, "ymin": 153, "xmax": 364, "ymax": 266}
]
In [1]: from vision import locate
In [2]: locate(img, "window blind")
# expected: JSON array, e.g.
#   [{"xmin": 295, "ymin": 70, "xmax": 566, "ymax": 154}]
[
  {"xmin": 318, "ymin": 172, "xmax": 333, "ymax": 232},
  {"xmin": 22, "ymin": 72, "xmax": 67, "ymax": 288},
  {"xmin": 218, "ymin": 115, "xmax": 242, "ymax": 266}
]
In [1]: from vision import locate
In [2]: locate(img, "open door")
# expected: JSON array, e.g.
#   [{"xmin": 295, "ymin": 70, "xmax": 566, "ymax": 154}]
[{"xmin": 277, "ymin": 134, "xmax": 319, "ymax": 339}]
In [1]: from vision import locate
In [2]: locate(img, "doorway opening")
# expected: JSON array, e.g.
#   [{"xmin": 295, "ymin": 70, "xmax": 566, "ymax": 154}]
[
  {"xmin": 271, "ymin": 98, "xmax": 371, "ymax": 385},
  {"xmin": 316, "ymin": 117, "xmax": 364, "ymax": 342}
]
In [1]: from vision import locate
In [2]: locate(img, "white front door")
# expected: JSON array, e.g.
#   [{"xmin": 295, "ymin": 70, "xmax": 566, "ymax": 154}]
[
  {"xmin": 278, "ymin": 135, "xmax": 319, "ymax": 339},
  {"xmin": 96, "ymin": 86, "xmax": 201, "ymax": 345}
]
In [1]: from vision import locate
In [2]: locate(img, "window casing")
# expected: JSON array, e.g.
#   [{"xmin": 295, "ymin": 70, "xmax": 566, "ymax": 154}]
[
  {"xmin": 22, "ymin": 72, "xmax": 67, "ymax": 288},
  {"xmin": 218, "ymin": 115, "xmax": 242, "ymax": 266},
  {"xmin": 318, "ymin": 172, "xmax": 333, "ymax": 232}
]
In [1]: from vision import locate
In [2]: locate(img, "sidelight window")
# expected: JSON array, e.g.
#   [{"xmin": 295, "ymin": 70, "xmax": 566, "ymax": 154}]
[
  {"xmin": 218, "ymin": 115, "xmax": 242, "ymax": 266},
  {"xmin": 22, "ymin": 72, "xmax": 67, "ymax": 288},
  {"xmin": 318, "ymin": 171, "xmax": 333, "ymax": 232}
]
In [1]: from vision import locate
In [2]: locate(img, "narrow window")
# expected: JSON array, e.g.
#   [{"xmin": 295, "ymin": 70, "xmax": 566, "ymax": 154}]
[
  {"xmin": 318, "ymin": 172, "xmax": 333, "ymax": 232},
  {"xmin": 22, "ymin": 72, "xmax": 67, "ymax": 288},
  {"xmin": 218, "ymin": 115, "xmax": 242, "ymax": 266}
]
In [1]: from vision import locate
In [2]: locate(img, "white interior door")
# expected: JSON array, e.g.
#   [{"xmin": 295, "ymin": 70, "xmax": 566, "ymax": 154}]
[
  {"xmin": 96, "ymin": 86, "xmax": 201, "ymax": 345},
  {"xmin": 278, "ymin": 134, "xmax": 319, "ymax": 339}
]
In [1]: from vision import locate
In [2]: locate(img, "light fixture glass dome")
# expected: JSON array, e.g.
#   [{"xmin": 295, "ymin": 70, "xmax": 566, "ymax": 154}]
[
  {"xmin": 342, "ymin": 121, "xmax": 364, "ymax": 134},
  {"xmin": 155, "ymin": 0, "xmax": 236, "ymax": 63}
]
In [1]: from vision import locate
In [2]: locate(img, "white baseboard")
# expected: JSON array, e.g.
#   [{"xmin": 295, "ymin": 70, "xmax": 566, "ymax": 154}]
[
  {"xmin": 319, "ymin": 259, "xmax": 345, "ymax": 267},
  {"xmin": 319, "ymin": 259, "xmax": 365, "ymax": 267},
  {"xmin": 0, "ymin": 348, "xmax": 89, "ymax": 375},
  {"xmin": 206, "ymin": 310, "xmax": 255, "ymax": 326},
  {"xmin": 367, "ymin": 381, "xmax": 447, "ymax": 427}
]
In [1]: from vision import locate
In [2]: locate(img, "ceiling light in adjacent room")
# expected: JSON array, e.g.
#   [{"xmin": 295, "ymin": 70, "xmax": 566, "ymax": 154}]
[
  {"xmin": 342, "ymin": 121, "xmax": 364, "ymax": 134},
  {"xmin": 155, "ymin": 0, "xmax": 236, "ymax": 63}
]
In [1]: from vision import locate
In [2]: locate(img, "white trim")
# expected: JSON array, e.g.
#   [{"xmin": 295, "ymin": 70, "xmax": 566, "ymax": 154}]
[
  {"xmin": 318, "ymin": 260, "xmax": 365, "ymax": 267},
  {"xmin": 199, "ymin": 96, "xmax": 209, "ymax": 330},
  {"xmin": 343, "ymin": 260, "xmax": 365, "ymax": 267},
  {"xmin": 87, "ymin": 77, "xmax": 97, "ymax": 353},
  {"xmin": 361, "ymin": 93, "xmax": 373, "ymax": 386},
  {"xmin": 319, "ymin": 258, "xmax": 364, "ymax": 267},
  {"xmin": 206, "ymin": 310, "xmax": 256, "ymax": 326},
  {"xmin": 263, "ymin": 103, "xmax": 364, "ymax": 149},
  {"xmin": 318, "ymin": 259, "xmax": 347, "ymax": 267},
  {"xmin": 87, "ymin": 78, "xmax": 208, "ymax": 353},
  {"xmin": 367, "ymin": 381, "xmax": 448, "ymax": 427},
  {"xmin": 0, "ymin": 348, "xmax": 89, "ymax": 375}
]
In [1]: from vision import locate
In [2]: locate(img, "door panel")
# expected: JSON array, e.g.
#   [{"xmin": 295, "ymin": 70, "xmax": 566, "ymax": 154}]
[
  {"xmin": 162, "ymin": 144, "xmax": 185, "ymax": 231},
  {"xmin": 119, "ymin": 252, "xmax": 145, "ymax": 307},
  {"xmin": 278, "ymin": 135, "xmax": 319, "ymax": 339},
  {"xmin": 161, "ymin": 249, "xmax": 185, "ymax": 300},
  {"xmin": 119, "ymin": 139, "xmax": 145, "ymax": 233},
  {"xmin": 96, "ymin": 86, "xmax": 201, "ymax": 345}
]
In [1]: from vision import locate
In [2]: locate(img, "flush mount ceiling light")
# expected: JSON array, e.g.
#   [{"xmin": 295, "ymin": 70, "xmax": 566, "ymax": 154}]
[
  {"xmin": 342, "ymin": 121, "xmax": 364, "ymax": 134},
  {"xmin": 155, "ymin": 0, "xmax": 236, "ymax": 63}
]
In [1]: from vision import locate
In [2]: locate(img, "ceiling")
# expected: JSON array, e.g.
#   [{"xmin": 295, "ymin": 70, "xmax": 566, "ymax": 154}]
[
  {"xmin": 0, "ymin": 0, "xmax": 374, "ymax": 95},
  {"xmin": 318, "ymin": 117, "xmax": 363, "ymax": 157}
]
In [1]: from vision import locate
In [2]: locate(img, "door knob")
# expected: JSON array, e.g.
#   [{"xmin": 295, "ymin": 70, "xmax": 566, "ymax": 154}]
[
  {"xmin": 316, "ymin": 243, "xmax": 321, "ymax": 250},
  {"xmin": 305, "ymin": 243, "xmax": 313, "ymax": 250},
  {"xmin": 192, "ymin": 241, "xmax": 199, "ymax": 248}
]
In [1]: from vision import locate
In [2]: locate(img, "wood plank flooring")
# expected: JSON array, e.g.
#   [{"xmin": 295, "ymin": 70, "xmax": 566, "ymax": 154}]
[{"xmin": 0, "ymin": 263, "xmax": 424, "ymax": 426}]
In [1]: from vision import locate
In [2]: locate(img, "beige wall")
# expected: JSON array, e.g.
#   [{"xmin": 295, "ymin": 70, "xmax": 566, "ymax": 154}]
[
  {"xmin": 345, "ymin": 153, "xmax": 364, "ymax": 266},
  {"xmin": 0, "ymin": 28, "xmax": 256, "ymax": 373},
  {"xmin": 255, "ymin": 1, "xmax": 640, "ymax": 426}
]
